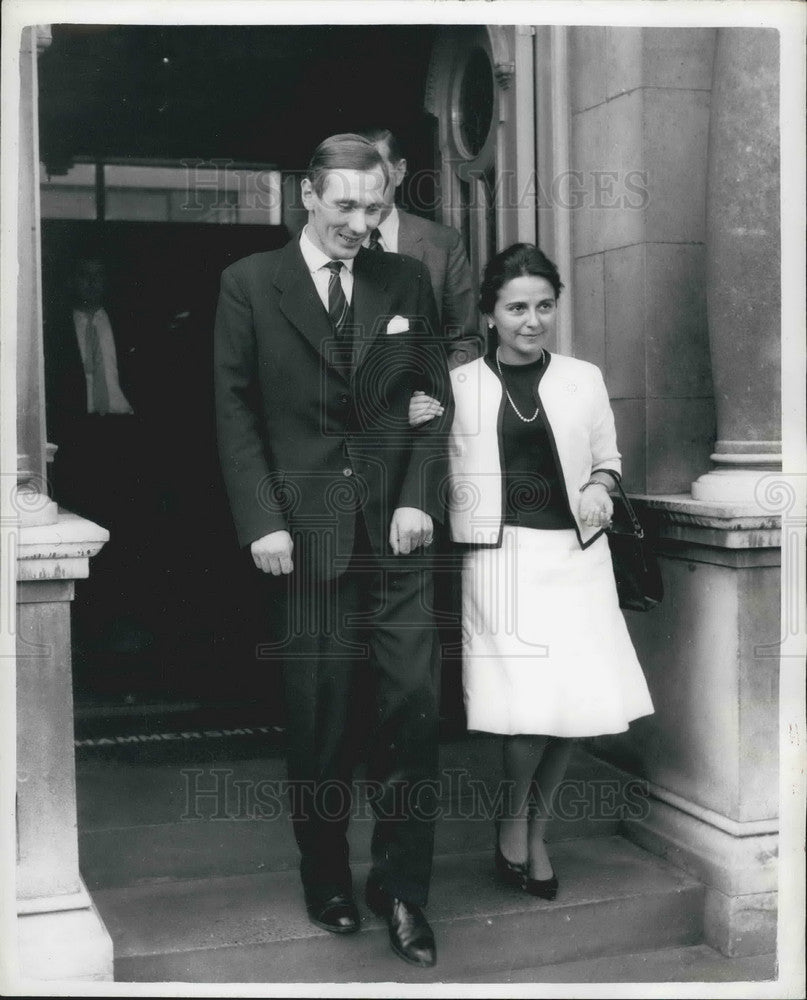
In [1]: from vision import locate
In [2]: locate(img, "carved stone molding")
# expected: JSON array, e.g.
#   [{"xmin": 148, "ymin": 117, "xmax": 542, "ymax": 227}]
[
  {"xmin": 487, "ymin": 26, "xmax": 515, "ymax": 89},
  {"xmin": 35, "ymin": 25, "xmax": 53, "ymax": 54},
  {"xmin": 493, "ymin": 61, "xmax": 515, "ymax": 89},
  {"xmin": 634, "ymin": 494, "xmax": 783, "ymax": 531},
  {"xmin": 17, "ymin": 509, "xmax": 109, "ymax": 582},
  {"xmin": 630, "ymin": 493, "xmax": 783, "ymax": 554}
]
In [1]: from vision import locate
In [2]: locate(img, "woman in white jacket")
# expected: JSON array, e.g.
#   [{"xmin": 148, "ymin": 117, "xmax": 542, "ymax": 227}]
[{"xmin": 410, "ymin": 244, "xmax": 653, "ymax": 899}]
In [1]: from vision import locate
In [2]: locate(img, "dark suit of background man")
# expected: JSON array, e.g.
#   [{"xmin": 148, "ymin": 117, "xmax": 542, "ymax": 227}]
[
  {"xmin": 214, "ymin": 134, "xmax": 453, "ymax": 968},
  {"xmin": 43, "ymin": 256, "xmax": 152, "ymax": 654},
  {"xmin": 358, "ymin": 127, "xmax": 484, "ymax": 369}
]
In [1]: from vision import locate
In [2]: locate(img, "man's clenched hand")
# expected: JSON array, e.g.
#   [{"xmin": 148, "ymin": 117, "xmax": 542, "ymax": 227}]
[
  {"xmin": 390, "ymin": 507, "xmax": 433, "ymax": 555},
  {"xmin": 251, "ymin": 530, "xmax": 294, "ymax": 575}
]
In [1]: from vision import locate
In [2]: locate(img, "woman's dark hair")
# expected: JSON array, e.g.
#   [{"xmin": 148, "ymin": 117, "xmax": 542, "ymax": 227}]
[{"xmin": 478, "ymin": 243, "xmax": 564, "ymax": 315}]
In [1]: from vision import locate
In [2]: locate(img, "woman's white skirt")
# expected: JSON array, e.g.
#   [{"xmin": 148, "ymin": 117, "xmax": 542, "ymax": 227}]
[{"xmin": 462, "ymin": 526, "xmax": 654, "ymax": 737}]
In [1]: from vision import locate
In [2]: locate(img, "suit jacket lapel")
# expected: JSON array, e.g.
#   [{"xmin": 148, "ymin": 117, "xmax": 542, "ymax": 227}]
[
  {"xmin": 351, "ymin": 248, "xmax": 391, "ymax": 375},
  {"xmin": 274, "ymin": 238, "xmax": 340, "ymax": 371}
]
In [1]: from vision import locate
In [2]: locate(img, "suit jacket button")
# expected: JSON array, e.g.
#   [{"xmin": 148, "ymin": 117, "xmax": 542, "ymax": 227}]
[
  {"xmin": 343, "ymin": 467, "xmax": 353, "ymax": 477},
  {"xmin": 338, "ymin": 393, "xmax": 350, "ymax": 405}
]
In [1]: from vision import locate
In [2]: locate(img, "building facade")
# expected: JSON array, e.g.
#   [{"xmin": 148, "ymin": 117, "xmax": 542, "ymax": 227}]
[{"xmin": 7, "ymin": 19, "xmax": 800, "ymax": 984}]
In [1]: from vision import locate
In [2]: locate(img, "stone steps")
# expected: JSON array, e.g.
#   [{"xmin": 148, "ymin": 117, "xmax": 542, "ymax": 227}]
[
  {"xmin": 77, "ymin": 739, "xmax": 629, "ymax": 889},
  {"xmin": 77, "ymin": 732, "xmax": 717, "ymax": 983},
  {"xmin": 457, "ymin": 943, "xmax": 776, "ymax": 984},
  {"xmin": 91, "ymin": 836, "xmax": 704, "ymax": 983}
]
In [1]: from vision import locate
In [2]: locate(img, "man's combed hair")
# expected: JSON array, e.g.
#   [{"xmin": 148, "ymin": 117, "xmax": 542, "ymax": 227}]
[
  {"xmin": 306, "ymin": 133, "xmax": 389, "ymax": 196},
  {"xmin": 356, "ymin": 127, "xmax": 404, "ymax": 163}
]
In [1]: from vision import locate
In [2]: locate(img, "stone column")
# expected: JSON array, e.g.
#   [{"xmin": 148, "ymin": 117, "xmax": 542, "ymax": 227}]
[
  {"xmin": 608, "ymin": 496, "xmax": 782, "ymax": 957},
  {"xmin": 16, "ymin": 511, "xmax": 113, "ymax": 981},
  {"xmin": 17, "ymin": 25, "xmax": 57, "ymax": 527},
  {"xmin": 575, "ymin": 26, "xmax": 784, "ymax": 959},
  {"xmin": 692, "ymin": 28, "xmax": 781, "ymax": 502}
]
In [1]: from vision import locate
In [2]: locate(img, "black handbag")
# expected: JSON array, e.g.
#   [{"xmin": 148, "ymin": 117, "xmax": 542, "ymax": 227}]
[{"xmin": 606, "ymin": 479, "xmax": 663, "ymax": 612}]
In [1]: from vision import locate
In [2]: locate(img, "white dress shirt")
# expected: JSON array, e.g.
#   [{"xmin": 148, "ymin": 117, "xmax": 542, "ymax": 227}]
[
  {"xmin": 299, "ymin": 226, "xmax": 355, "ymax": 309},
  {"xmin": 365, "ymin": 204, "xmax": 400, "ymax": 253},
  {"xmin": 72, "ymin": 307, "xmax": 133, "ymax": 414}
]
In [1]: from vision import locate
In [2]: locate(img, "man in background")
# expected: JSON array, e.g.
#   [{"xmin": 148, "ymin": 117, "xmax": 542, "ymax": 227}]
[
  {"xmin": 43, "ymin": 254, "xmax": 151, "ymax": 656},
  {"xmin": 44, "ymin": 256, "xmax": 134, "ymax": 448},
  {"xmin": 358, "ymin": 127, "xmax": 484, "ymax": 368}
]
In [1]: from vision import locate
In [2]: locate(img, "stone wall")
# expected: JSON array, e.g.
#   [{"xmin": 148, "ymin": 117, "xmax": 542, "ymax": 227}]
[
  {"xmin": 567, "ymin": 27, "xmax": 783, "ymax": 957},
  {"xmin": 569, "ymin": 27, "xmax": 717, "ymax": 493}
]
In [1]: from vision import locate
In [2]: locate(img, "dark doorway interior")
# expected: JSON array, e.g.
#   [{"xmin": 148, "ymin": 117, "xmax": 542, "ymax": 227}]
[
  {"xmin": 39, "ymin": 24, "xmax": 440, "ymax": 210},
  {"xmin": 38, "ymin": 24, "xmax": 464, "ymax": 729},
  {"xmin": 43, "ymin": 219, "xmax": 292, "ymax": 716}
]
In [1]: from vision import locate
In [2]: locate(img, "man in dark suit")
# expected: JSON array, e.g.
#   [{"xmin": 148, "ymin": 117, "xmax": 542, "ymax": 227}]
[
  {"xmin": 43, "ymin": 255, "xmax": 152, "ymax": 653},
  {"xmin": 44, "ymin": 256, "xmax": 135, "ymax": 461},
  {"xmin": 358, "ymin": 127, "xmax": 485, "ymax": 369},
  {"xmin": 214, "ymin": 134, "xmax": 452, "ymax": 968}
]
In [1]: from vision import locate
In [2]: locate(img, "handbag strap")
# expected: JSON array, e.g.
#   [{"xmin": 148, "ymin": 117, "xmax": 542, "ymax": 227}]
[{"xmin": 610, "ymin": 477, "xmax": 645, "ymax": 539}]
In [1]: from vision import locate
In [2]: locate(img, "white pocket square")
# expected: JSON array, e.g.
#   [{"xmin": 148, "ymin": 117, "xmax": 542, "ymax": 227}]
[{"xmin": 386, "ymin": 315, "xmax": 410, "ymax": 335}]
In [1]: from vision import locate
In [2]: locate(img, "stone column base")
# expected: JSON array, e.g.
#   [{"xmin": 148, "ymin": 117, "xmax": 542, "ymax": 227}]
[
  {"xmin": 691, "ymin": 466, "xmax": 782, "ymax": 504},
  {"xmin": 15, "ymin": 511, "xmax": 113, "ymax": 983},
  {"xmin": 704, "ymin": 886, "xmax": 778, "ymax": 959},
  {"xmin": 621, "ymin": 795, "xmax": 777, "ymax": 958},
  {"xmin": 595, "ymin": 492, "xmax": 783, "ymax": 957},
  {"xmin": 17, "ymin": 880, "xmax": 113, "ymax": 981}
]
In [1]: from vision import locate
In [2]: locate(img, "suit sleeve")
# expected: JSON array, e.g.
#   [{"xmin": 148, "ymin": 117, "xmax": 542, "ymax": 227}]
[
  {"xmin": 214, "ymin": 266, "xmax": 289, "ymax": 547},
  {"xmin": 442, "ymin": 229, "xmax": 485, "ymax": 369},
  {"xmin": 589, "ymin": 366, "xmax": 622, "ymax": 480},
  {"xmin": 396, "ymin": 265, "xmax": 455, "ymax": 524}
]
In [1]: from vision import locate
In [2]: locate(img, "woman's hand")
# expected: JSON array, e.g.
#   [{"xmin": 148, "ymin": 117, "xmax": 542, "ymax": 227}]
[
  {"xmin": 578, "ymin": 483, "xmax": 614, "ymax": 529},
  {"xmin": 408, "ymin": 390, "xmax": 444, "ymax": 427}
]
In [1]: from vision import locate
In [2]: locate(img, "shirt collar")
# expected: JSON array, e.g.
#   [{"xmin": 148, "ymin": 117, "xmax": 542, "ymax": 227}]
[
  {"xmin": 73, "ymin": 305, "xmax": 106, "ymax": 321},
  {"xmin": 377, "ymin": 204, "xmax": 399, "ymax": 250},
  {"xmin": 299, "ymin": 225, "xmax": 355, "ymax": 274}
]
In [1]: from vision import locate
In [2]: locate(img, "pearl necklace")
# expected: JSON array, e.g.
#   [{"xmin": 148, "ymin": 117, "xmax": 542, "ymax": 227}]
[{"xmin": 495, "ymin": 348, "xmax": 543, "ymax": 423}]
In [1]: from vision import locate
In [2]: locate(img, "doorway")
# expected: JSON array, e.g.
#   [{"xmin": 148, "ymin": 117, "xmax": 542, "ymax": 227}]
[
  {"xmin": 39, "ymin": 23, "xmax": 539, "ymax": 731},
  {"xmin": 38, "ymin": 24, "xmax": 464, "ymax": 727}
]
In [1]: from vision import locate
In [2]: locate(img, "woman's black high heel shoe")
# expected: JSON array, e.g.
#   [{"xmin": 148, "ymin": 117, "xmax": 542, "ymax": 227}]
[
  {"xmin": 494, "ymin": 821, "xmax": 527, "ymax": 888},
  {"xmin": 523, "ymin": 873, "xmax": 558, "ymax": 900},
  {"xmin": 524, "ymin": 838, "xmax": 558, "ymax": 900}
]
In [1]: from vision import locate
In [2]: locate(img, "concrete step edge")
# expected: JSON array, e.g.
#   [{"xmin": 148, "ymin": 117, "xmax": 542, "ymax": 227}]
[
  {"xmin": 110, "ymin": 885, "xmax": 706, "ymax": 983},
  {"xmin": 95, "ymin": 838, "xmax": 705, "ymax": 961},
  {"xmin": 113, "ymin": 882, "xmax": 705, "ymax": 962},
  {"xmin": 454, "ymin": 942, "xmax": 778, "ymax": 985}
]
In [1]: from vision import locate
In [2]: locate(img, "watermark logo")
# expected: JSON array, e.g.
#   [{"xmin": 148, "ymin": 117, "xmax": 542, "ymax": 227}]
[{"xmin": 179, "ymin": 767, "xmax": 650, "ymax": 825}]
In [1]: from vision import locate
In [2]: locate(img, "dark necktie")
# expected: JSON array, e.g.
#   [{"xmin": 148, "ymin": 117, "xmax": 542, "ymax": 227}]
[
  {"xmin": 324, "ymin": 260, "xmax": 349, "ymax": 336},
  {"xmin": 367, "ymin": 228, "xmax": 383, "ymax": 252}
]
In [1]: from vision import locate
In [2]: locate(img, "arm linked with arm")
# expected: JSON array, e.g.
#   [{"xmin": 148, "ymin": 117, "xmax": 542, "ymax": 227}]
[{"xmin": 396, "ymin": 266, "xmax": 454, "ymax": 525}]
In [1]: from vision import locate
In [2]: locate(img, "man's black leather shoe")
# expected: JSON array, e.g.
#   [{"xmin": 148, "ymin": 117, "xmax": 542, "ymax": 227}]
[
  {"xmin": 365, "ymin": 880, "xmax": 436, "ymax": 968},
  {"xmin": 305, "ymin": 891, "xmax": 360, "ymax": 934}
]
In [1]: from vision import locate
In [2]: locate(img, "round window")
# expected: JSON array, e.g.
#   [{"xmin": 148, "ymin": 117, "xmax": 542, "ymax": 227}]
[{"xmin": 457, "ymin": 47, "xmax": 494, "ymax": 158}]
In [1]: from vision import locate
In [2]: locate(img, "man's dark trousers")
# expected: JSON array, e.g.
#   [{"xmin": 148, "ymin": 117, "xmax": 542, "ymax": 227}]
[{"xmin": 277, "ymin": 514, "xmax": 439, "ymax": 908}]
